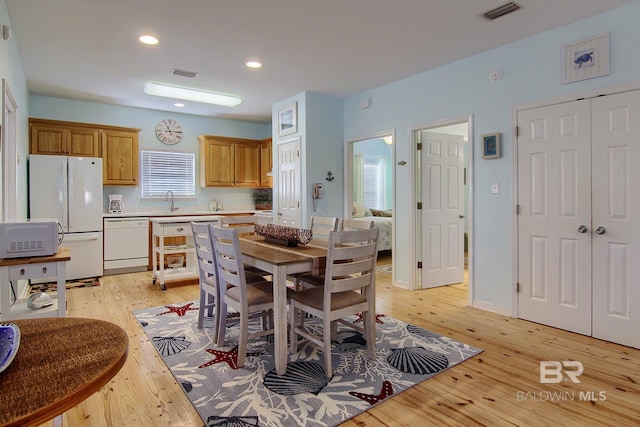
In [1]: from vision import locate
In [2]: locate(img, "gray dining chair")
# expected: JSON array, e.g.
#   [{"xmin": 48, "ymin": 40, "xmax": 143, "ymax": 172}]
[
  {"xmin": 289, "ymin": 227, "xmax": 380, "ymax": 377},
  {"xmin": 289, "ymin": 215, "xmax": 340, "ymax": 290},
  {"xmin": 210, "ymin": 225, "xmax": 287, "ymax": 368},
  {"xmin": 191, "ymin": 221, "xmax": 265, "ymax": 334}
]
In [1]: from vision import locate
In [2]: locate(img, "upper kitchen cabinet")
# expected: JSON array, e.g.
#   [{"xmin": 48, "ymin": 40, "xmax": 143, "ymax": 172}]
[
  {"xmin": 260, "ymin": 138, "xmax": 273, "ymax": 188},
  {"xmin": 199, "ymin": 135, "xmax": 261, "ymax": 187},
  {"xmin": 102, "ymin": 129, "xmax": 140, "ymax": 186},
  {"xmin": 29, "ymin": 118, "xmax": 100, "ymax": 157}
]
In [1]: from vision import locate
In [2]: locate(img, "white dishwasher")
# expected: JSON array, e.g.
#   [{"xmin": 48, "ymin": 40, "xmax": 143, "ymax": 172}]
[{"xmin": 103, "ymin": 217, "xmax": 149, "ymax": 275}]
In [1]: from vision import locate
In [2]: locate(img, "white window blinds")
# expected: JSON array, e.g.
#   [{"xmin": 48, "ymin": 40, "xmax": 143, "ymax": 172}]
[
  {"xmin": 363, "ymin": 156, "xmax": 385, "ymax": 209},
  {"xmin": 141, "ymin": 149, "xmax": 195, "ymax": 198}
]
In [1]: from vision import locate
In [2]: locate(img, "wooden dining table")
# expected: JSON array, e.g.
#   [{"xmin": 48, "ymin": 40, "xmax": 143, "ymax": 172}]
[
  {"xmin": 0, "ymin": 317, "xmax": 129, "ymax": 427},
  {"xmin": 238, "ymin": 235, "xmax": 328, "ymax": 375}
]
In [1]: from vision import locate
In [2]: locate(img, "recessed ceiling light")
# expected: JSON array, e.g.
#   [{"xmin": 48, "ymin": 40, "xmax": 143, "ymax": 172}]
[
  {"xmin": 246, "ymin": 61, "xmax": 262, "ymax": 69},
  {"xmin": 174, "ymin": 102, "xmax": 185, "ymax": 107},
  {"xmin": 144, "ymin": 82, "xmax": 241, "ymax": 107},
  {"xmin": 139, "ymin": 35, "xmax": 158, "ymax": 45}
]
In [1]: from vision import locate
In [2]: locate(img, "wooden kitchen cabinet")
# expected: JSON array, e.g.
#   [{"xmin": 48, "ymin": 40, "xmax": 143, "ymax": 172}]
[
  {"xmin": 260, "ymin": 138, "xmax": 273, "ymax": 188},
  {"xmin": 102, "ymin": 129, "xmax": 140, "ymax": 186},
  {"xmin": 199, "ymin": 135, "xmax": 261, "ymax": 187},
  {"xmin": 30, "ymin": 118, "xmax": 100, "ymax": 157},
  {"xmin": 30, "ymin": 118, "xmax": 141, "ymax": 186}
]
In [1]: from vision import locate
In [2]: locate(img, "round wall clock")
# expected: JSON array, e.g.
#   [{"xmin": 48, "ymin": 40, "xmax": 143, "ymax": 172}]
[{"xmin": 155, "ymin": 118, "xmax": 183, "ymax": 145}]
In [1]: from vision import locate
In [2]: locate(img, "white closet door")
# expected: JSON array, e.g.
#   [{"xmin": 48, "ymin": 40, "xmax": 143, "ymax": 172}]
[
  {"xmin": 420, "ymin": 131, "xmax": 465, "ymax": 288},
  {"xmin": 591, "ymin": 90, "xmax": 640, "ymax": 348},
  {"xmin": 277, "ymin": 138, "xmax": 301, "ymax": 227},
  {"xmin": 517, "ymin": 100, "xmax": 592, "ymax": 335}
]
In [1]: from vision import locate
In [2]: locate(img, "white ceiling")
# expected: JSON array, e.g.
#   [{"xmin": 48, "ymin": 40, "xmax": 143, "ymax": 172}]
[{"xmin": 5, "ymin": 0, "xmax": 636, "ymax": 123}]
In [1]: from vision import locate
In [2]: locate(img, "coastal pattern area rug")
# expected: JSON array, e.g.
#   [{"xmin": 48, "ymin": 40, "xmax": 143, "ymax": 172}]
[{"xmin": 133, "ymin": 301, "xmax": 482, "ymax": 427}]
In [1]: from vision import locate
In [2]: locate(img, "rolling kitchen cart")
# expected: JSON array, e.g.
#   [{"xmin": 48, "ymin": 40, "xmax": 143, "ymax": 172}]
[{"xmin": 150, "ymin": 216, "xmax": 221, "ymax": 290}]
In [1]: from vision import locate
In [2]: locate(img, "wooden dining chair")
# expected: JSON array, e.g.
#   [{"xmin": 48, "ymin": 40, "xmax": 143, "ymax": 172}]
[
  {"xmin": 289, "ymin": 227, "xmax": 379, "ymax": 377},
  {"xmin": 219, "ymin": 215, "xmax": 270, "ymax": 277},
  {"xmin": 209, "ymin": 225, "xmax": 282, "ymax": 368},
  {"xmin": 289, "ymin": 216, "xmax": 340, "ymax": 290},
  {"xmin": 191, "ymin": 221, "xmax": 265, "ymax": 333}
]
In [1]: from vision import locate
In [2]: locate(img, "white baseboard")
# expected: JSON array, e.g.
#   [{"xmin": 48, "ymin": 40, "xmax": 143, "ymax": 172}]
[{"xmin": 471, "ymin": 299, "xmax": 512, "ymax": 317}]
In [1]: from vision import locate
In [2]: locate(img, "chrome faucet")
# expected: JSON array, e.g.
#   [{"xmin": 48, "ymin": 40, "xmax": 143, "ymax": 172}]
[{"xmin": 164, "ymin": 190, "xmax": 178, "ymax": 212}]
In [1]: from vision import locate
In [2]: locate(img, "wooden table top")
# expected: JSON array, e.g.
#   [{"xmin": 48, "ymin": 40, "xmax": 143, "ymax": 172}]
[
  {"xmin": 0, "ymin": 317, "xmax": 129, "ymax": 427},
  {"xmin": 0, "ymin": 247, "xmax": 70, "ymax": 267},
  {"xmin": 239, "ymin": 236, "xmax": 327, "ymax": 265}
]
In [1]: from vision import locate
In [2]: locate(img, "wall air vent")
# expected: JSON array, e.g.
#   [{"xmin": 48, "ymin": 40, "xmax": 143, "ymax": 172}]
[
  {"xmin": 483, "ymin": 2, "xmax": 522, "ymax": 20},
  {"xmin": 171, "ymin": 68, "xmax": 199, "ymax": 78}
]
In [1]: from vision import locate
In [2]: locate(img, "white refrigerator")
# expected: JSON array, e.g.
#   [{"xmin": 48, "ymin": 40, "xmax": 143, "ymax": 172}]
[{"xmin": 29, "ymin": 154, "xmax": 104, "ymax": 280}]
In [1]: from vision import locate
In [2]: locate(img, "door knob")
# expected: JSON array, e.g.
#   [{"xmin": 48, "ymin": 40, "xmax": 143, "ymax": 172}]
[
  {"xmin": 459, "ymin": 214, "xmax": 465, "ymax": 219},
  {"xmin": 594, "ymin": 226, "xmax": 606, "ymax": 235},
  {"xmin": 577, "ymin": 225, "xmax": 588, "ymax": 233}
]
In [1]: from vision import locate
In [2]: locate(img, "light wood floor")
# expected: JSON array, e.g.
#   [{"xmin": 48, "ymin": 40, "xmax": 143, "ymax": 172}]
[{"xmin": 44, "ymin": 263, "xmax": 639, "ymax": 427}]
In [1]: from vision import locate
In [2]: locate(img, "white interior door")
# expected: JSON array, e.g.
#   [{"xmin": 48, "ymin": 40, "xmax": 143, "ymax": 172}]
[
  {"xmin": 591, "ymin": 91, "xmax": 640, "ymax": 348},
  {"xmin": 277, "ymin": 138, "xmax": 301, "ymax": 227},
  {"xmin": 420, "ymin": 131, "xmax": 465, "ymax": 288},
  {"xmin": 517, "ymin": 100, "xmax": 592, "ymax": 335}
]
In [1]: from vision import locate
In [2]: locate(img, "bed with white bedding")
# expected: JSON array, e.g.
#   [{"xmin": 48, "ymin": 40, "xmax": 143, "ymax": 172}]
[{"xmin": 352, "ymin": 215, "xmax": 392, "ymax": 251}]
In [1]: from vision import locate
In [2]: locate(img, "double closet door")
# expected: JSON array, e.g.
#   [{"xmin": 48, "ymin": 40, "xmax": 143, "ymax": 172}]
[{"xmin": 517, "ymin": 89, "xmax": 640, "ymax": 349}]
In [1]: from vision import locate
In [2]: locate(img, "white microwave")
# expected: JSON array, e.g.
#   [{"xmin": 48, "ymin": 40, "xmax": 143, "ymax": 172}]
[{"xmin": 0, "ymin": 220, "xmax": 60, "ymax": 259}]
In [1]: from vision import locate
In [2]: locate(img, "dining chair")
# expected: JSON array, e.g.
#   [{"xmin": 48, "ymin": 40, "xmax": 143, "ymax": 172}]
[
  {"xmin": 289, "ymin": 216, "xmax": 340, "ymax": 290},
  {"xmin": 209, "ymin": 225, "xmax": 283, "ymax": 368},
  {"xmin": 295, "ymin": 217, "xmax": 375, "ymax": 289},
  {"xmin": 191, "ymin": 221, "xmax": 266, "ymax": 333},
  {"xmin": 219, "ymin": 215, "xmax": 271, "ymax": 277},
  {"xmin": 289, "ymin": 227, "xmax": 379, "ymax": 377}
]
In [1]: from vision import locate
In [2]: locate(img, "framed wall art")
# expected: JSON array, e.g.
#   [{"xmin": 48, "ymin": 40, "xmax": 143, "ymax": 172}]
[
  {"xmin": 482, "ymin": 133, "xmax": 501, "ymax": 159},
  {"xmin": 278, "ymin": 102, "xmax": 297, "ymax": 136},
  {"xmin": 561, "ymin": 33, "xmax": 610, "ymax": 84}
]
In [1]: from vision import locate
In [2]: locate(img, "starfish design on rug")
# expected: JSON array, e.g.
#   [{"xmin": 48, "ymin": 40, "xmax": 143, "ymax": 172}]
[
  {"xmin": 354, "ymin": 312, "xmax": 386, "ymax": 324},
  {"xmin": 349, "ymin": 380, "xmax": 394, "ymax": 405},
  {"xmin": 156, "ymin": 302, "xmax": 198, "ymax": 317},
  {"xmin": 199, "ymin": 346, "xmax": 262, "ymax": 370}
]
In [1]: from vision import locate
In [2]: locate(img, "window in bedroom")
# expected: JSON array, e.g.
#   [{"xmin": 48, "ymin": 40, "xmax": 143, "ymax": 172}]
[
  {"xmin": 362, "ymin": 155, "xmax": 386, "ymax": 210},
  {"xmin": 140, "ymin": 149, "xmax": 195, "ymax": 198}
]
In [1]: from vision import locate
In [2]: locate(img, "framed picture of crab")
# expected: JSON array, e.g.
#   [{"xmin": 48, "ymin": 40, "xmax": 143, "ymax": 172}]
[{"xmin": 561, "ymin": 33, "xmax": 610, "ymax": 84}]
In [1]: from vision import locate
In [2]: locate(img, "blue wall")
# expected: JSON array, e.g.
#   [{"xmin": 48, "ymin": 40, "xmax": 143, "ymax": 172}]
[
  {"xmin": 0, "ymin": 0, "xmax": 29, "ymax": 219},
  {"xmin": 343, "ymin": 3, "xmax": 640, "ymax": 311}
]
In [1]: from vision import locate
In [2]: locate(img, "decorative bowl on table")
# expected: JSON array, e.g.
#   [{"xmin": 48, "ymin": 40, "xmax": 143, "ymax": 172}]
[
  {"xmin": 0, "ymin": 323, "xmax": 21, "ymax": 373},
  {"xmin": 255, "ymin": 223, "xmax": 313, "ymax": 246}
]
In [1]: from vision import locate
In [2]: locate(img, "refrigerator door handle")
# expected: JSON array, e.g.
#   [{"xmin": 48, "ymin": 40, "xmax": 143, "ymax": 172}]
[
  {"xmin": 61, "ymin": 160, "xmax": 69, "ymax": 231},
  {"xmin": 67, "ymin": 159, "xmax": 73, "ymax": 230}
]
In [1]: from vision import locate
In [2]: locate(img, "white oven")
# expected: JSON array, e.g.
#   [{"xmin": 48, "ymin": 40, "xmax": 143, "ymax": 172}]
[{"xmin": 103, "ymin": 217, "xmax": 149, "ymax": 274}]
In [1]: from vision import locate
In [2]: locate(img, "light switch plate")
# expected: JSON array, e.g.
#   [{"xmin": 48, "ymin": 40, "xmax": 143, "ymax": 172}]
[{"xmin": 491, "ymin": 182, "xmax": 500, "ymax": 194}]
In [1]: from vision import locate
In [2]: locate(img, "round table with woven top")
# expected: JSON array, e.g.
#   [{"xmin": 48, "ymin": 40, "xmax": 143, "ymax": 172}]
[{"xmin": 0, "ymin": 317, "xmax": 129, "ymax": 427}]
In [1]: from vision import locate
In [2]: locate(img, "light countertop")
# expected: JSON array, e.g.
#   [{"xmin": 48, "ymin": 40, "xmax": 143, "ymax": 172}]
[{"xmin": 103, "ymin": 210, "xmax": 263, "ymax": 218}]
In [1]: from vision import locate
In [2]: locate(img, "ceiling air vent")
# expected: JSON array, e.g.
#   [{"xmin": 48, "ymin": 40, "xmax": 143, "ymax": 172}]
[
  {"xmin": 171, "ymin": 68, "xmax": 199, "ymax": 78},
  {"xmin": 483, "ymin": 1, "xmax": 522, "ymax": 20}
]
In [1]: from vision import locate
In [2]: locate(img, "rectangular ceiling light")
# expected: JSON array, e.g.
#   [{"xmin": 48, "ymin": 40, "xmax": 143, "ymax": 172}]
[
  {"xmin": 483, "ymin": 2, "xmax": 521, "ymax": 20},
  {"xmin": 144, "ymin": 82, "xmax": 241, "ymax": 107}
]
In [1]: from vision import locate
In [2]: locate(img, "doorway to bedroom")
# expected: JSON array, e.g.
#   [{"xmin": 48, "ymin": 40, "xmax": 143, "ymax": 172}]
[
  {"xmin": 413, "ymin": 118, "xmax": 471, "ymax": 295},
  {"xmin": 345, "ymin": 132, "xmax": 395, "ymax": 281}
]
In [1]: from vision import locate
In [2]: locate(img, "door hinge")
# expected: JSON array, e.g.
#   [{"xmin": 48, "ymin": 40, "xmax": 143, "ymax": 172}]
[
  {"xmin": 417, "ymin": 143, "xmax": 422, "ymax": 150},
  {"xmin": 297, "ymin": 201, "xmax": 300, "ymax": 208},
  {"xmin": 417, "ymin": 261, "xmax": 423, "ymax": 269},
  {"xmin": 516, "ymin": 204, "xmax": 520, "ymax": 215},
  {"xmin": 516, "ymin": 282, "xmax": 520, "ymax": 293},
  {"xmin": 417, "ymin": 202, "xmax": 422, "ymax": 209},
  {"xmin": 515, "ymin": 126, "xmax": 520, "ymax": 137}
]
